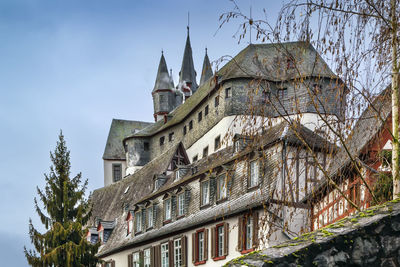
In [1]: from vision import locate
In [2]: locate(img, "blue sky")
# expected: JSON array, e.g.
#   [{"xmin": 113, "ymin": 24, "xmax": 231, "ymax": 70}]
[{"xmin": 0, "ymin": 0, "xmax": 284, "ymax": 265}]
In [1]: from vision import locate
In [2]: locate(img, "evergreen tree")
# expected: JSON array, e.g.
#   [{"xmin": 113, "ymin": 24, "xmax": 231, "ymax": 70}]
[{"xmin": 24, "ymin": 131, "xmax": 100, "ymax": 267}]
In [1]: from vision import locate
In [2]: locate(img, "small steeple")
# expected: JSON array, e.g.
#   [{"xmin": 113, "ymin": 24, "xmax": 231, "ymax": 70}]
[
  {"xmin": 179, "ymin": 27, "xmax": 198, "ymax": 93},
  {"xmin": 153, "ymin": 52, "xmax": 174, "ymax": 92},
  {"xmin": 199, "ymin": 48, "xmax": 213, "ymax": 86}
]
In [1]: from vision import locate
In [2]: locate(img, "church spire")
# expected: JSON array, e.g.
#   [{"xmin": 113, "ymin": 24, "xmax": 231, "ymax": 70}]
[
  {"xmin": 199, "ymin": 48, "xmax": 213, "ymax": 86},
  {"xmin": 153, "ymin": 51, "xmax": 174, "ymax": 92},
  {"xmin": 179, "ymin": 27, "xmax": 198, "ymax": 93}
]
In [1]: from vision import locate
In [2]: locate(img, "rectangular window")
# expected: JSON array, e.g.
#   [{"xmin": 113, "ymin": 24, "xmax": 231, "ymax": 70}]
[
  {"xmin": 135, "ymin": 211, "xmax": 142, "ymax": 233},
  {"xmin": 249, "ymin": 160, "xmax": 259, "ymax": 188},
  {"xmin": 174, "ymin": 238, "xmax": 182, "ymax": 267},
  {"xmin": 183, "ymin": 126, "xmax": 187, "ymax": 135},
  {"xmin": 201, "ymin": 180, "xmax": 210, "ymax": 206},
  {"xmin": 169, "ymin": 132, "xmax": 174, "ymax": 142},
  {"xmin": 144, "ymin": 248, "xmax": 151, "ymax": 267},
  {"xmin": 112, "ymin": 164, "xmax": 122, "ymax": 182},
  {"xmin": 205, "ymin": 105, "xmax": 209, "ymax": 116},
  {"xmin": 192, "ymin": 155, "xmax": 198, "ymax": 163},
  {"xmin": 198, "ymin": 231, "xmax": 204, "ymax": 261},
  {"xmin": 189, "ymin": 120, "xmax": 193, "ymax": 130},
  {"xmin": 161, "ymin": 242, "xmax": 169, "ymax": 267},
  {"xmin": 144, "ymin": 142, "xmax": 149, "ymax": 151},
  {"xmin": 215, "ymin": 96, "xmax": 219, "ymax": 107},
  {"xmin": 164, "ymin": 199, "xmax": 171, "ymax": 221},
  {"xmin": 178, "ymin": 193, "xmax": 185, "ymax": 217},
  {"xmin": 203, "ymin": 146, "xmax": 208, "ymax": 158},
  {"xmin": 214, "ymin": 135, "xmax": 221, "ymax": 151},
  {"xmin": 225, "ymin": 87, "xmax": 231, "ymax": 99},
  {"xmin": 133, "ymin": 252, "xmax": 140, "ymax": 267},
  {"xmin": 198, "ymin": 111, "xmax": 202, "ymax": 122},
  {"xmin": 147, "ymin": 207, "xmax": 153, "ymax": 229},
  {"xmin": 160, "ymin": 136, "xmax": 165, "ymax": 146},
  {"xmin": 217, "ymin": 225, "xmax": 224, "ymax": 257},
  {"xmin": 128, "ymin": 218, "xmax": 133, "ymax": 235},
  {"xmin": 217, "ymin": 174, "xmax": 227, "ymax": 201},
  {"xmin": 245, "ymin": 216, "xmax": 253, "ymax": 250},
  {"xmin": 277, "ymin": 88, "xmax": 288, "ymax": 99},
  {"xmin": 234, "ymin": 140, "xmax": 240, "ymax": 153}
]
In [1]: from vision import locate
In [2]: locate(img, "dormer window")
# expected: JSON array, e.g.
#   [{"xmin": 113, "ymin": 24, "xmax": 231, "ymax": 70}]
[
  {"xmin": 177, "ymin": 192, "xmax": 185, "ymax": 217},
  {"xmin": 217, "ymin": 174, "xmax": 227, "ymax": 201},
  {"xmin": 126, "ymin": 211, "xmax": 134, "ymax": 235},
  {"xmin": 203, "ymin": 146, "xmax": 209, "ymax": 158},
  {"xmin": 135, "ymin": 211, "xmax": 142, "ymax": 233},
  {"xmin": 205, "ymin": 105, "xmax": 209, "ymax": 116},
  {"xmin": 215, "ymin": 95, "xmax": 219, "ymax": 107},
  {"xmin": 198, "ymin": 111, "xmax": 202, "ymax": 122},
  {"xmin": 164, "ymin": 198, "xmax": 172, "ymax": 222},
  {"xmin": 192, "ymin": 155, "xmax": 198, "ymax": 163},
  {"xmin": 147, "ymin": 206, "xmax": 154, "ymax": 229},
  {"xmin": 214, "ymin": 135, "xmax": 221, "ymax": 151},
  {"xmin": 201, "ymin": 180, "xmax": 210, "ymax": 206},
  {"xmin": 175, "ymin": 169, "xmax": 180, "ymax": 180},
  {"xmin": 234, "ymin": 140, "xmax": 240, "ymax": 153},
  {"xmin": 169, "ymin": 132, "xmax": 174, "ymax": 142},
  {"xmin": 189, "ymin": 120, "xmax": 193, "ymax": 130},
  {"xmin": 183, "ymin": 126, "xmax": 187, "ymax": 135}
]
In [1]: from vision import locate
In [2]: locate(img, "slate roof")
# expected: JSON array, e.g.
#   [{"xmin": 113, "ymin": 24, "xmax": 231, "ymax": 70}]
[
  {"xmin": 179, "ymin": 28, "xmax": 198, "ymax": 91},
  {"xmin": 130, "ymin": 42, "xmax": 337, "ymax": 139},
  {"xmin": 199, "ymin": 49, "xmax": 213, "ymax": 86},
  {"xmin": 103, "ymin": 119, "xmax": 153, "ymax": 160},
  {"xmin": 217, "ymin": 42, "xmax": 336, "ymax": 83},
  {"xmin": 92, "ymin": 143, "xmax": 181, "ymax": 225},
  {"xmin": 306, "ymin": 88, "xmax": 392, "ymax": 201},
  {"xmin": 153, "ymin": 53, "xmax": 174, "ymax": 92},
  {"xmin": 93, "ymin": 121, "xmax": 332, "ymax": 256}
]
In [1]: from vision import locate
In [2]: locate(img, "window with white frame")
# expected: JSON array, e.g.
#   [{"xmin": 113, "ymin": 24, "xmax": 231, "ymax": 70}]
[
  {"xmin": 135, "ymin": 211, "xmax": 142, "ymax": 233},
  {"xmin": 177, "ymin": 193, "xmax": 185, "ymax": 217},
  {"xmin": 147, "ymin": 207, "xmax": 153, "ymax": 229},
  {"xmin": 164, "ymin": 198, "xmax": 171, "ymax": 221},
  {"xmin": 128, "ymin": 216, "xmax": 133, "ymax": 235},
  {"xmin": 249, "ymin": 160, "xmax": 259, "ymax": 188},
  {"xmin": 245, "ymin": 216, "xmax": 253, "ymax": 250},
  {"xmin": 198, "ymin": 231, "xmax": 205, "ymax": 261},
  {"xmin": 201, "ymin": 180, "xmax": 210, "ymax": 206},
  {"xmin": 217, "ymin": 174, "xmax": 227, "ymax": 201},
  {"xmin": 217, "ymin": 225, "xmax": 224, "ymax": 257},
  {"xmin": 161, "ymin": 242, "xmax": 169, "ymax": 267},
  {"xmin": 144, "ymin": 248, "xmax": 151, "ymax": 267},
  {"xmin": 174, "ymin": 238, "xmax": 182, "ymax": 267},
  {"xmin": 133, "ymin": 252, "xmax": 140, "ymax": 267}
]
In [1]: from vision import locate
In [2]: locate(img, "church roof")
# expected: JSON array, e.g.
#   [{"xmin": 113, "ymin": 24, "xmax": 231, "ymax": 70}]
[
  {"xmin": 153, "ymin": 53, "xmax": 174, "ymax": 92},
  {"xmin": 179, "ymin": 27, "xmax": 198, "ymax": 91},
  {"xmin": 102, "ymin": 119, "xmax": 153, "ymax": 160},
  {"xmin": 199, "ymin": 48, "xmax": 213, "ymax": 86}
]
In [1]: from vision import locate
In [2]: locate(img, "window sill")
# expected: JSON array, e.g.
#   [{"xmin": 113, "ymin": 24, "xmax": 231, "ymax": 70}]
[
  {"xmin": 146, "ymin": 226, "xmax": 153, "ymax": 231},
  {"xmin": 176, "ymin": 215, "xmax": 185, "ymax": 220},
  {"xmin": 241, "ymin": 248, "xmax": 255, "ymax": 254},
  {"xmin": 163, "ymin": 219, "xmax": 172, "ymax": 225},
  {"xmin": 213, "ymin": 256, "xmax": 226, "ymax": 261},
  {"xmin": 200, "ymin": 203, "xmax": 211, "ymax": 210},
  {"xmin": 194, "ymin": 260, "xmax": 207, "ymax": 265},
  {"xmin": 247, "ymin": 184, "xmax": 260, "ymax": 192},
  {"xmin": 216, "ymin": 198, "xmax": 228, "ymax": 204},
  {"xmin": 134, "ymin": 231, "xmax": 142, "ymax": 235}
]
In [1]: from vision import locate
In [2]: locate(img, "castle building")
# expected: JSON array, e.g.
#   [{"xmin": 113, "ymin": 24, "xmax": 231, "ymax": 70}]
[{"xmin": 93, "ymin": 28, "xmax": 350, "ymax": 267}]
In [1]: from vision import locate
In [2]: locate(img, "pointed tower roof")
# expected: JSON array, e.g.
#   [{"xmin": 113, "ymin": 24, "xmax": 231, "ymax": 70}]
[
  {"xmin": 199, "ymin": 48, "xmax": 213, "ymax": 86},
  {"xmin": 179, "ymin": 27, "xmax": 198, "ymax": 91},
  {"xmin": 153, "ymin": 52, "xmax": 174, "ymax": 92}
]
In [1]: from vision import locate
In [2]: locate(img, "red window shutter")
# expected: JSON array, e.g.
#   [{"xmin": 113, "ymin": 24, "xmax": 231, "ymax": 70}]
[
  {"xmin": 101, "ymin": 264, "xmax": 105, "ymax": 267},
  {"xmin": 224, "ymin": 223, "xmax": 229, "ymax": 256},
  {"xmin": 182, "ymin": 236, "xmax": 188, "ymax": 267},
  {"xmin": 154, "ymin": 245, "xmax": 161, "ymax": 267},
  {"xmin": 211, "ymin": 227, "xmax": 216, "ymax": 259},
  {"xmin": 237, "ymin": 216, "xmax": 243, "ymax": 251},
  {"xmin": 253, "ymin": 212, "xmax": 259, "ymax": 248},
  {"xmin": 128, "ymin": 253, "xmax": 132, "ymax": 267},
  {"xmin": 169, "ymin": 240, "xmax": 174, "ymax": 267},
  {"xmin": 111, "ymin": 260, "xmax": 115, "ymax": 267},
  {"xmin": 204, "ymin": 229, "xmax": 209, "ymax": 260},
  {"xmin": 192, "ymin": 233, "xmax": 196, "ymax": 263}
]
